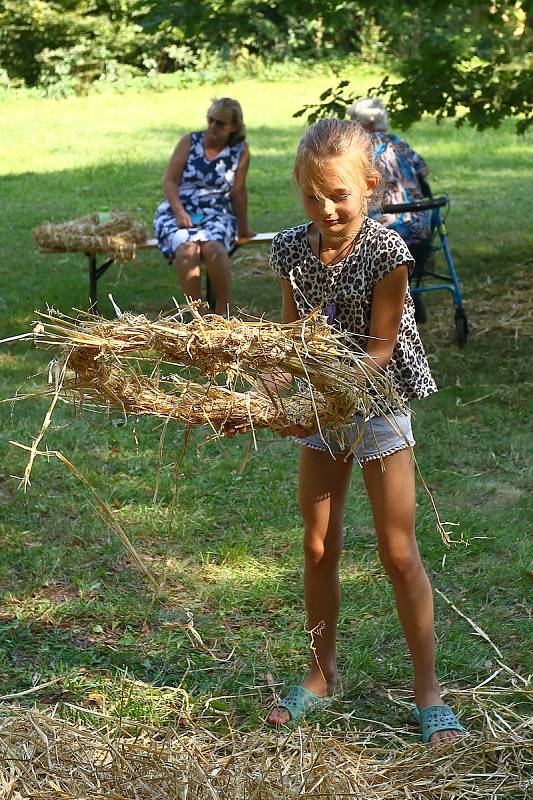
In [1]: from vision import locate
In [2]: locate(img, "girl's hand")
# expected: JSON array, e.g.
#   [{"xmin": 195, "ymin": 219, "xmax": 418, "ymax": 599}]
[
  {"xmin": 175, "ymin": 209, "xmax": 192, "ymax": 228},
  {"xmin": 225, "ymin": 421, "xmax": 314, "ymax": 438},
  {"xmin": 223, "ymin": 422, "xmax": 248, "ymax": 438},
  {"xmin": 280, "ymin": 423, "xmax": 316, "ymax": 438},
  {"xmin": 257, "ymin": 371, "xmax": 292, "ymax": 396}
]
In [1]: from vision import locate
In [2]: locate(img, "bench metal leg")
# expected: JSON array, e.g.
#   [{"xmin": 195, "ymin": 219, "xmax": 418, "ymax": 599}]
[
  {"xmin": 87, "ymin": 253, "xmax": 116, "ymax": 314},
  {"xmin": 89, "ymin": 255, "xmax": 98, "ymax": 313},
  {"xmin": 205, "ymin": 273, "xmax": 216, "ymax": 311}
]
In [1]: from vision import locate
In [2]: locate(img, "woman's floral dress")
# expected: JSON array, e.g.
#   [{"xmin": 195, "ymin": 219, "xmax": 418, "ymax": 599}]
[{"xmin": 154, "ymin": 131, "xmax": 245, "ymax": 260}]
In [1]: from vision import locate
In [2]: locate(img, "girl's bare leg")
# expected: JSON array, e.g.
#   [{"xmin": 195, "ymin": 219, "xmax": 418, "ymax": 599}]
[
  {"xmin": 363, "ymin": 448, "xmax": 461, "ymax": 743},
  {"xmin": 268, "ymin": 446, "xmax": 353, "ymax": 725},
  {"xmin": 175, "ymin": 242, "xmax": 202, "ymax": 301},
  {"xmin": 200, "ymin": 241, "xmax": 231, "ymax": 315}
]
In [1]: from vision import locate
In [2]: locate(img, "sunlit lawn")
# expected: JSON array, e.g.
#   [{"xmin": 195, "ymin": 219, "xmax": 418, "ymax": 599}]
[{"xmin": 0, "ymin": 70, "xmax": 531, "ymax": 731}]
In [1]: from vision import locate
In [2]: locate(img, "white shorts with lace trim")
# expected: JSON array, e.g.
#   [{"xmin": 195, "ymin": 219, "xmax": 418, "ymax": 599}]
[{"xmin": 298, "ymin": 411, "xmax": 415, "ymax": 464}]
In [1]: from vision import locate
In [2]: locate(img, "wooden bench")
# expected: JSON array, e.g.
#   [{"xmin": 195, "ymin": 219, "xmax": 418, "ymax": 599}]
[{"xmin": 86, "ymin": 232, "xmax": 277, "ymax": 312}]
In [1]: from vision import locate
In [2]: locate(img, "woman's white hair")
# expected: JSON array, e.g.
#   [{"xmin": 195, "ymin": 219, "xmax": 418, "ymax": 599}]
[{"xmin": 348, "ymin": 98, "xmax": 388, "ymax": 131}]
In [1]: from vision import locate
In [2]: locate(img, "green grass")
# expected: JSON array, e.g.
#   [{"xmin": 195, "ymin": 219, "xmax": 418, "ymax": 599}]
[{"xmin": 0, "ymin": 71, "xmax": 532, "ymax": 732}]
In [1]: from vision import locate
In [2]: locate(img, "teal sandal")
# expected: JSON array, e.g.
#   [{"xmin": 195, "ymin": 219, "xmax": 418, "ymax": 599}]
[
  {"xmin": 270, "ymin": 684, "xmax": 332, "ymax": 724},
  {"xmin": 413, "ymin": 704, "xmax": 465, "ymax": 743}
]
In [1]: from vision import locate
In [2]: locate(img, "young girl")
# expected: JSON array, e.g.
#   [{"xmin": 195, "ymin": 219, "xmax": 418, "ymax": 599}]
[{"xmin": 266, "ymin": 118, "xmax": 464, "ymax": 744}]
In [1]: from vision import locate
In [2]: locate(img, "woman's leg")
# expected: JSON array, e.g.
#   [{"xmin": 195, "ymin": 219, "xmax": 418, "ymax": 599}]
[
  {"xmin": 175, "ymin": 242, "xmax": 202, "ymax": 301},
  {"xmin": 362, "ymin": 448, "xmax": 460, "ymax": 743},
  {"xmin": 200, "ymin": 241, "xmax": 231, "ymax": 315},
  {"xmin": 268, "ymin": 446, "xmax": 353, "ymax": 724}
]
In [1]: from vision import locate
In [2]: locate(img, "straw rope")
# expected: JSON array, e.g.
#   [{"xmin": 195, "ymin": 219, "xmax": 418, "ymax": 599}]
[
  {"xmin": 65, "ymin": 357, "xmax": 359, "ymax": 434},
  {"xmin": 25, "ymin": 307, "xmax": 406, "ymax": 437},
  {"xmin": 33, "ymin": 211, "xmax": 148, "ymax": 260}
]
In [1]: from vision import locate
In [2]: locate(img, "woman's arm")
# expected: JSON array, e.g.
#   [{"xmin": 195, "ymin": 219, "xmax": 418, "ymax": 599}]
[
  {"xmin": 162, "ymin": 134, "xmax": 192, "ymax": 228},
  {"xmin": 411, "ymin": 147, "xmax": 429, "ymax": 178},
  {"xmin": 230, "ymin": 144, "xmax": 255, "ymax": 239}
]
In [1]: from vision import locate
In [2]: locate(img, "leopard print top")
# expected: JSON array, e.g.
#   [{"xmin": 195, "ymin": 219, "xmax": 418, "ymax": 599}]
[{"xmin": 269, "ymin": 217, "xmax": 437, "ymax": 404}]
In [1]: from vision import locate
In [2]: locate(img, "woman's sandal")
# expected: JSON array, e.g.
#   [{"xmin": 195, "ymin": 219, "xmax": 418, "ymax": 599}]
[
  {"xmin": 269, "ymin": 684, "xmax": 333, "ymax": 724},
  {"xmin": 413, "ymin": 704, "xmax": 466, "ymax": 743}
]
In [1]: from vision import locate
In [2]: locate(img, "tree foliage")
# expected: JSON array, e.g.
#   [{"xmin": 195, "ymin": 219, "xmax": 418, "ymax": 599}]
[
  {"xmin": 143, "ymin": 0, "xmax": 368, "ymax": 60},
  {"xmin": 0, "ymin": 0, "xmax": 530, "ymax": 132},
  {"xmin": 0, "ymin": 0, "xmax": 178, "ymax": 91},
  {"xmin": 295, "ymin": 1, "xmax": 532, "ymax": 133}
]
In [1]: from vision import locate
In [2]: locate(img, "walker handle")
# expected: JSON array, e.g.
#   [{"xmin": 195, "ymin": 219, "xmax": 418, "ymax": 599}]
[{"xmin": 381, "ymin": 196, "xmax": 448, "ymax": 214}]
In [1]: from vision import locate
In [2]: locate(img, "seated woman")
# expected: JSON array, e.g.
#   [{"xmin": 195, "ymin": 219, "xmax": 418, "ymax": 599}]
[
  {"xmin": 349, "ymin": 98, "xmax": 430, "ymax": 246},
  {"xmin": 154, "ymin": 97, "xmax": 254, "ymax": 315}
]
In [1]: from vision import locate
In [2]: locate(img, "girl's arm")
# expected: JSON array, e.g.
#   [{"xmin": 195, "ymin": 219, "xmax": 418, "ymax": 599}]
[
  {"xmin": 162, "ymin": 134, "xmax": 192, "ymax": 228},
  {"xmin": 277, "ymin": 280, "xmax": 313, "ymax": 436},
  {"xmin": 366, "ymin": 264, "xmax": 409, "ymax": 370},
  {"xmin": 230, "ymin": 145, "xmax": 255, "ymax": 239},
  {"xmin": 281, "ymin": 278, "xmax": 300, "ymax": 324},
  {"xmin": 280, "ymin": 270, "xmax": 408, "ymax": 436}
]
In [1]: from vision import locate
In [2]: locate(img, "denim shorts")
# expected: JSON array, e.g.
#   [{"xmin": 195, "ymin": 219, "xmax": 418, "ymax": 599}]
[{"xmin": 299, "ymin": 411, "xmax": 415, "ymax": 463}]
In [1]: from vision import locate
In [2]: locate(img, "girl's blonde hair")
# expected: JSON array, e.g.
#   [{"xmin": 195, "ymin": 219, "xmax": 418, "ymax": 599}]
[
  {"xmin": 209, "ymin": 97, "xmax": 246, "ymax": 145},
  {"xmin": 293, "ymin": 118, "xmax": 381, "ymax": 211}
]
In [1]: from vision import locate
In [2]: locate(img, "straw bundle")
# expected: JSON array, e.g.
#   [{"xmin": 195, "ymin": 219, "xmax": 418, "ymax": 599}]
[
  {"xmin": 65, "ymin": 357, "xmax": 359, "ymax": 434},
  {"xmin": 33, "ymin": 211, "xmax": 148, "ymax": 260},
  {"xmin": 0, "ymin": 684, "xmax": 531, "ymax": 799},
  {"xmin": 29, "ymin": 307, "xmax": 405, "ymax": 437}
]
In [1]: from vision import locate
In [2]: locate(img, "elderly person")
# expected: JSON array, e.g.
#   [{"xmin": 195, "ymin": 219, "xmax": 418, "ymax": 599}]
[
  {"xmin": 154, "ymin": 97, "xmax": 254, "ymax": 315},
  {"xmin": 349, "ymin": 98, "xmax": 430, "ymax": 246}
]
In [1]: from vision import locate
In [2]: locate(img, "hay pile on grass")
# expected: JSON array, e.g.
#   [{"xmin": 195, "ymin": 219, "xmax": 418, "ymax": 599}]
[
  {"xmin": 0, "ymin": 683, "xmax": 531, "ymax": 799},
  {"xmin": 33, "ymin": 211, "xmax": 148, "ymax": 260},
  {"xmin": 29, "ymin": 307, "xmax": 405, "ymax": 438},
  {"xmin": 427, "ymin": 269, "xmax": 533, "ymax": 342},
  {"xmin": 470, "ymin": 271, "xmax": 533, "ymax": 338}
]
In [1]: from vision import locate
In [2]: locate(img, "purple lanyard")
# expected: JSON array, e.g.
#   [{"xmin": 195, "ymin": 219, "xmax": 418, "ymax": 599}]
[
  {"xmin": 325, "ymin": 301, "xmax": 336, "ymax": 324},
  {"xmin": 318, "ymin": 231, "xmax": 349, "ymax": 326}
]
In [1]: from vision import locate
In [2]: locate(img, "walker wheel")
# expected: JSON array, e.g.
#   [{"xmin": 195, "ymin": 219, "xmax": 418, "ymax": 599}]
[
  {"xmin": 413, "ymin": 294, "xmax": 427, "ymax": 324},
  {"xmin": 455, "ymin": 307, "xmax": 468, "ymax": 347}
]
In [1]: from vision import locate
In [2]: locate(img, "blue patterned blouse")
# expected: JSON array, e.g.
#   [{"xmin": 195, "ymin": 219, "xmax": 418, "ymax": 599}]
[{"xmin": 371, "ymin": 132, "xmax": 430, "ymax": 245}]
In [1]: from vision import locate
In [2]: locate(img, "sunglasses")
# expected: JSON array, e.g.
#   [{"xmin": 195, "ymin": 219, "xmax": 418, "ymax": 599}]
[{"xmin": 207, "ymin": 115, "xmax": 230, "ymax": 128}]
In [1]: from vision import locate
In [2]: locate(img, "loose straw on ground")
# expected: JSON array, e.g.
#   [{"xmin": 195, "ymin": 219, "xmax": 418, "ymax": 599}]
[
  {"xmin": 0, "ymin": 680, "xmax": 531, "ymax": 799},
  {"xmin": 427, "ymin": 269, "xmax": 533, "ymax": 342}
]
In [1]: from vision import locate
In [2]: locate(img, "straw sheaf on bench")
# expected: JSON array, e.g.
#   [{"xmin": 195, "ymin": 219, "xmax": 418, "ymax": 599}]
[
  {"xmin": 31, "ymin": 307, "xmax": 406, "ymax": 436},
  {"xmin": 33, "ymin": 212, "xmax": 148, "ymax": 261}
]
